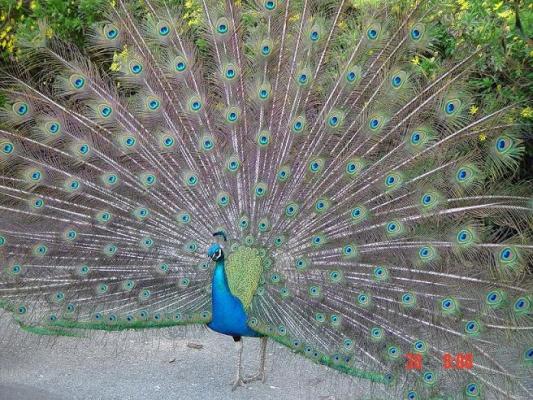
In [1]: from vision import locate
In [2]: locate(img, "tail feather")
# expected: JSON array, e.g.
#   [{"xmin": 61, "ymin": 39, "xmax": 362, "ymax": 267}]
[{"xmin": 0, "ymin": 0, "xmax": 531, "ymax": 398}]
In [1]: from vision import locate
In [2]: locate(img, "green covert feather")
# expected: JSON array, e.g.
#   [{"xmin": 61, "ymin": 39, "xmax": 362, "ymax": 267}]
[{"xmin": 225, "ymin": 246, "xmax": 263, "ymax": 310}]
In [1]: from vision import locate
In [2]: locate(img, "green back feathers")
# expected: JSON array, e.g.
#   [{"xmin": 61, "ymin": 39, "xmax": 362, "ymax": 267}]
[{"xmin": 225, "ymin": 246, "xmax": 263, "ymax": 311}]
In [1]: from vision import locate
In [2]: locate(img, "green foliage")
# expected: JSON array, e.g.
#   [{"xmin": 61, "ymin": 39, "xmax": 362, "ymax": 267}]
[{"xmin": 0, "ymin": 0, "xmax": 530, "ymax": 162}]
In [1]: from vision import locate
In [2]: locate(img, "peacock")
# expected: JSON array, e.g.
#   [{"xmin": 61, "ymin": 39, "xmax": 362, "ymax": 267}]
[{"xmin": 0, "ymin": 0, "xmax": 531, "ymax": 398}]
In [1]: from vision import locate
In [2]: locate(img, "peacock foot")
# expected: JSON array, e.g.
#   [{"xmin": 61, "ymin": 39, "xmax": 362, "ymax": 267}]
[
  {"xmin": 243, "ymin": 371, "xmax": 265, "ymax": 384},
  {"xmin": 231, "ymin": 377, "xmax": 245, "ymax": 391}
]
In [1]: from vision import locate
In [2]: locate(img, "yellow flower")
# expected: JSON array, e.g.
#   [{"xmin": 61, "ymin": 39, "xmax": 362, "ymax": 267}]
[
  {"xmin": 521, "ymin": 107, "xmax": 533, "ymax": 119},
  {"xmin": 478, "ymin": 133, "xmax": 486, "ymax": 142},
  {"xmin": 411, "ymin": 55, "xmax": 420, "ymax": 65},
  {"xmin": 30, "ymin": 1, "xmax": 38, "ymax": 10},
  {"xmin": 469, "ymin": 105, "xmax": 478, "ymax": 115},
  {"xmin": 289, "ymin": 14, "xmax": 300, "ymax": 23},
  {"xmin": 337, "ymin": 20, "xmax": 346, "ymax": 30},
  {"xmin": 46, "ymin": 27, "xmax": 54, "ymax": 39},
  {"xmin": 457, "ymin": 0, "xmax": 469, "ymax": 11}
]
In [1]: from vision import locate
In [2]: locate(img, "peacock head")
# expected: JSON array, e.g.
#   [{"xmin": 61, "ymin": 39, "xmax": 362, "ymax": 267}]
[{"xmin": 208, "ymin": 243, "xmax": 224, "ymax": 261}]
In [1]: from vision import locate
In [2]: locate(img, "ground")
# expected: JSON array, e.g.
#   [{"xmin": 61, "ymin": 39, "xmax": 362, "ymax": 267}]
[{"xmin": 0, "ymin": 317, "xmax": 380, "ymax": 400}]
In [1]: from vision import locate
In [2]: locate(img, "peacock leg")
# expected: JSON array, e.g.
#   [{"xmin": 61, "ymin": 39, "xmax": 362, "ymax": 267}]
[
  {"xmin": 243, "ymin": 336, "xmax": 267, "ymax": 384},
  {"xmin": 231, "ymin": 336, "xmax": 245, "ymax": 390}
]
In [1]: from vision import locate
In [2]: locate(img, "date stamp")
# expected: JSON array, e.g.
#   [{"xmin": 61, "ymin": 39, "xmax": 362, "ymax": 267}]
[{"xmin": 404, "ymin": 352, "xmax": 473, "ymax": 370}]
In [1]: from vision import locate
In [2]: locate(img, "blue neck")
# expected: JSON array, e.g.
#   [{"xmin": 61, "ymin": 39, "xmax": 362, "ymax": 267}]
[{"xmin": 207, "ymin": 259, "xmax": 260, "ymax": 337}]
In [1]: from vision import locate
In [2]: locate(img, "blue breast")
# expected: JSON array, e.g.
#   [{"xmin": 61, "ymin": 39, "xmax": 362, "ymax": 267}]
[{"xmin": 207, "ymin": 260, "xmax": 261, "ymax": 337}]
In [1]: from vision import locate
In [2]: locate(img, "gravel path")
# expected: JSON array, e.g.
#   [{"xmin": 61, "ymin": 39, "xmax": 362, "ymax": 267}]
[{"xmin": 0, "ymin": 318, "xmax": 380, "ymax": 400}]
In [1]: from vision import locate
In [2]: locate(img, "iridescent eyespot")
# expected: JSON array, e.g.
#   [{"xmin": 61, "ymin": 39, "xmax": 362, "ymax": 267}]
[
  {"xmin": 27, "ymin": 169, "xmax": 42, "ymax": 182},
  {"xmin": 384, "ymin": 173, "xmax": 402, "ymax": 188},
  {"xmin": 392, "ymin": 75, "xmax": 401, "ymax": 87},
  {"xmin": 373, "ymin": 266, "xmax": 389, "ymax": 281},
  {"xmin": 440, "ymin": 297, "xmax": 458, "ymax": 314},
  {"xmin": 98, "ymin": 104, "xmax": 113, "ymax": 118},
  {"xmin": 183, "ymin": 172, "xmax": 199, "ymax": 186},
  {"xmin": 102, "ymin": 172, "xmax": 119, "ymax": 186},
  {"xmin": 258, "ymin": 218, "xmax": 270, "ymax": 232},
  {"xmin": 45, "ymin": 121, "xmax": 61, "ymax": 136},
  {"xmin": 366, "ymin": 24, "xmax": 380, "ymax": 40},
  {"xmin": 285, "ymin": 202, "xmax": 299, "ymax": 217},
  {"xmin": 273, "ymin": 235, "xmax": 285, "ymax": 247},
  {"xmin": 297, "ymin": 72, "xmax": 309, "ymax": 85},
  {"xmin": 216, "ymin": 18, "xmax": 229, "ymax": 34},
  {"xmin": 386, "ymin": 220, "xmax": 403, "ymax": 235},
  {"xmin": 455, "ymin": 166, "xmax": 476, "ymax": 184},
  {"xmin": 1, "ymin": 140, "xmax": 14, "ymax": 155},
  {"xmin": 174, "ymin": 56, "xmax": 187, "ymax": 72},
  {"xmin": 309, "ymin": 285, "xmax": 321, "ymax": 298},
  {"xmin": 291, "ymin": 116, "xmax": 306, "ymax": 133},
  {"xmin": 277, "ymin": 165, "xmax": 291, "ymax": 181},
  {"xmin": 464, "ymin": 320, "xmax": 480, "ymax": 335},
  {"xmin": 443, "ymin": 99, "xmax": 461, "ymax": 115},
  {"xmin": 499, "ymin": 247, "xmax": 516, "ymax": 263},
  {"xmin": 226, "ymin": 156, "xmax": 240, "ymax": 172},
  {"xmin": 65, "ymin": 178, "xmax": 80, "ymax": 191},
  {"xmin": 162, "ymin": 136, "xmax": 175, "ymax": 148},
  {"xmin": 465, "ymin": 383, "xmax": 479, "ymax": 397},
  {"xmin": 64, "ymin": 229, "xmax": 77, "ymax": 241},
  {"xmin": 370, "ymin": 326, "xmax": 383, "ymax": 340},
  {"xmin": 263, "ymin": 0, "xmax": 276, "ymax": 11},
  {"xmin": 224, "ymin": 66, "xmax": 236, "ymax": 80},
  {"xmin": 456, "ymin": 228, "xmax": 474, "ymax": 245},
  {"xmin": 410, "ymin": 23, "xmax": 425, "ymax": 41},
  {"xmin": 79, "ymin": 144, "xmax": 90, "ymax": 155},
  {"xmin": 78, "ymin": 265, "xmax": 90, "ymax": 276},
  {"xmin": 418, "ymin": 246, "xmax": 436, "ymax": 261},
  {"xmin": 495, "ymin": 135, "xmax": 513, "ymax": 154},
  {"xmin": 413, "ymin": 340, "xmax": 427, "ymax": 353},
  {"xmin": 513, "ymin": 296, "xmax": 530, "ymax": 314},
  {"xmin": 157, "ymin": 21, "xmax": 171, "ymax": 36},
  {"xmin": 226, "ymin": 107, "xmax": 239, "ymax": 123},
  {"xmin": 308, "ymin": 158, "xmax": 324, "ymax": 173},
  {"xmin": 310, "ymin": 30, "xmax": 319, "ymax": 41},
  {"xmin": 357, "ymin": 293, "xmax": 371, "ymax": 306},
  {"xmin": 147, "ymin": 98, "xmax": 160, "ymax": 111},
  {"xmin": 342, "ymin": 243, "xmax": 356, "ymax": 257},
  {"xmin": 129, "ymin": 61, "xmax": 143, "ymax": 75},
  {"xmin": 368, "ymin": 115, "xmax": 385, "ymax": 131},
  {"xmin": 423, "ymin": 371, "xmax": 436, "ymax": 385},
  {"xmin": 134, "ymin": 207, "xmax": 150, "ymax": 220},
  {"xmin": 13, "ymin": 101, "xmax": 29, "ymax": 116},
  {"xmin": 401, "ymin": 292, "xmax": 416, "ymax": 307},
  {"xmin": 31, "ymin": 197, "xmax": 45, "ymax": 209},
  {"xmin": 200, "ymin": 135, "xmax": 215, "ymax": 151},
  {"xmin": 217, "ymin": 192, "xmax": 230, "ymax": 207},
  {"xmin": 254, "ymin": 182, "xmax": 268, "ymax": 197},
  {"xmin": 256, "ymin": 131, "xmax": 270, "ymax": 146},
  {"xmin": 104, "ymin": 24, "xmax": 119, "ymax": 40},
  {"xmin": 314, "ymin": 198, "xmax": 330, "ymax": 213},
  {"xmin": 391, "ymin": 70, "xmax": 407, "ymax": 89},
  {"xmin": 69, "ymin": 74, "xmax": 86, "ymax": 89}
]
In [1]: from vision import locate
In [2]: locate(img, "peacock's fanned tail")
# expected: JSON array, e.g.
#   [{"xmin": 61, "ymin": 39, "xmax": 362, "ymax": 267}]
[{"xmin": 0, "ymin": 0, "xmax": 531, "ymax": 398}]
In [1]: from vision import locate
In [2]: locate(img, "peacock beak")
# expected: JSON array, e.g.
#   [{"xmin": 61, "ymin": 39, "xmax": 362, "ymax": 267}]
[{"xmin": 210, "ymin": 249, "xmax": 222, "ymax": 261}]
